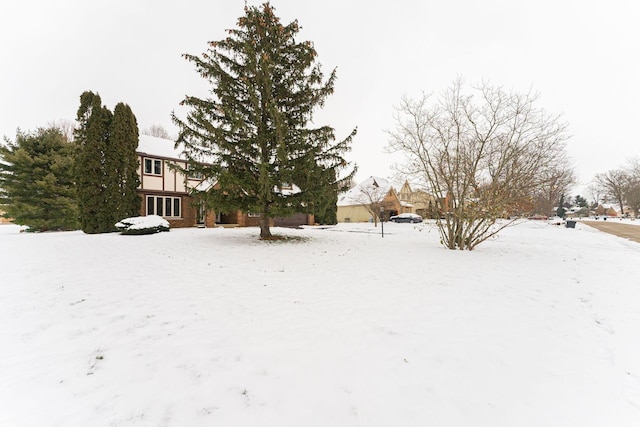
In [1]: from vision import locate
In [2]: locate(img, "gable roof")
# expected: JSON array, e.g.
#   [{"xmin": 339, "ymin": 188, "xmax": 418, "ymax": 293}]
[
  {"xmin": 338, "ymin": 176, "xmax": 396, "ymax": 206},
  {"xmin": 399, "ymin": 180, "xmax": 413, "ymax": 194},
  {"xmin": 136, "ymin": 134, "xmax": 184, "ymax": 161}
]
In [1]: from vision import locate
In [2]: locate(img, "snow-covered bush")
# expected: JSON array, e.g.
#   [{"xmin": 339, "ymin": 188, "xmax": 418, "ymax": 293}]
[{"xmin": 115, "ymin": 215, "xmax": 170, "ymax": 235}]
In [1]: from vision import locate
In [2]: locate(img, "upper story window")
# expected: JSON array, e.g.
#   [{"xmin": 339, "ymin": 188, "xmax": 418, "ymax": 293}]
[{"xmin": 144, "ymin": 158, "xmax": 162, "ymax": 175}]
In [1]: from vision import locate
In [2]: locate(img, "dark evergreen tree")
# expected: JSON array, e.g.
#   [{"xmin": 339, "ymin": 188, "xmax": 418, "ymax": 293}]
[
  {"xmin": 556, "ymin": 194, "xmax": 566, "ymax": 218},
  {"xmin": 110, "ymin": 102, "xmax": 141, "ymax": 221},
  {"xmin": 308, "ymin": 168, "xmax": 341, "ymax": 225},
  {"xmin": 574, "ymin": 195, "xmax": 588, "ymax": 208},
  {"xmin": 173, "ymin": 3, "xmax": 355, "ymax": 239},
  {"xmin": 74, "ymin": 93, "xmax": 142, "ymax": 233},
  {"xmin": 0, "ymin": 127, "xmax": 79, "ymax": 231},
  {"xmin": 74, "ymin": 91, "xmax": 114, "ymax": 233}
]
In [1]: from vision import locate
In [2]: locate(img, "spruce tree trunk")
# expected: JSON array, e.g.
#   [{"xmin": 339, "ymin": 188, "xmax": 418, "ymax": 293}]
[{"xmin": 259, "ymin": 214, "xmax": 272, "ymax": 239}]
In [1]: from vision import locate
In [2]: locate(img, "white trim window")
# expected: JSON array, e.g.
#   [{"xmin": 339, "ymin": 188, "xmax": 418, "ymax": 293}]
[
  {"xmin": 144, "ymin": 158, "xmax": 162, "ymax": 175},
  {"xmin": 146, "ymin": 196, "xmax": 181, "ymax": 218}
]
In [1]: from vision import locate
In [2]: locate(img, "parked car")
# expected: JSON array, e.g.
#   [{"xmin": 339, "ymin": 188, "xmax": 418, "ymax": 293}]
[{"xmin": 389, "ymin": 213, "xmax": 423, "ymax": 223}]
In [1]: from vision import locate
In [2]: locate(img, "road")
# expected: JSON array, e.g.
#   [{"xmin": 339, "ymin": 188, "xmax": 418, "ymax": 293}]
[{"xmin": 582, "ymin": 220, "xmax": 640, "ymax": 244}]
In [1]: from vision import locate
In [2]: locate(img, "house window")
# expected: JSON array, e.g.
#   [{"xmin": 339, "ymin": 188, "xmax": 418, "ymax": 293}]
[
  {"xmin": 144, "ymin": 158, "xmax": 162, "ymax": 175},
  {"xmin": 165, "ymin": 198, "xmax": 172, "ymax": 217},
  {"xmin": 156, "ymin": 197, "xmax": 164, "ymax": 216},
  {"xmin": 146, "ymin": 196, "xmax": 181, "ymax": 218},
  {"xmin": 173, "ymin": 198, "xmax": 181, "ymax": 217}
]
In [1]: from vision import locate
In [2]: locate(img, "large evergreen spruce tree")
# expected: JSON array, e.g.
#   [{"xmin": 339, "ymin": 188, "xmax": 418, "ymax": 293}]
[
  {"xmin": 0, "ymin": 127, "xmax": 79, "ymax": 231},
  {"xmin": 173, "ymin": 3, "xmax": 355, "ymax": 239},
  {"xmin": 110, "ymin": 102, "xmax": 141, "ymax": 221}
]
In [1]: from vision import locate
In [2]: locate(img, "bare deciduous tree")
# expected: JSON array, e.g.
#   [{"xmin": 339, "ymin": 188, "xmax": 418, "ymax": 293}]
[
  {"xmin": 531, "ymin": 165, "xmax": 576, "ymax": 215},
  {"xmin": 142, "ymin": 124, "xmax": 170, "ymax": 139},
  {"xmin": 387, "ymin": 79, "xmax": 572, "ymax": 250},
  {"xmin": 625, "ymin": 158, "xmax": 640, "ymax": 217},
  {"xmin": 352, "ymin": 177, "xmax": 394, "ymax": 226},
  {"xmin": 586, "ymin": 183, "xmax": 604, "ymax": 208},
  {"xmin": 594, "ymin": 169, "xmax": 628, "ymax": 215},
  {"xmin": 46, "ymin": 119, "xmax": 76, "ymax": 141}
]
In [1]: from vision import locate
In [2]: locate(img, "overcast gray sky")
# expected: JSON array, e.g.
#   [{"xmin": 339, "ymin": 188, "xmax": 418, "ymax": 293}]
[{"xmin": 2, "ymin": 0, "xmax": 639, "ymax": 194}]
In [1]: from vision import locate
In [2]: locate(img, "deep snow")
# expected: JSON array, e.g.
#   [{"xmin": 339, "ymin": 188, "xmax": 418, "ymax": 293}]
[{"xmin": 1, "ymin": 220, "xmax": 639, "ymax": 426}]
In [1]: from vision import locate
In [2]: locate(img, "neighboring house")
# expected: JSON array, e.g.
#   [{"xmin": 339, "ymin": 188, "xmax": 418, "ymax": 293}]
[
  {"xmin": 564, "ymin": 206, "xmax": 589, "ymax": 218},
  {"xmin": 137, "ymin": 135, "xmax": 216, "ymax": 228},
  {"xmin": 594, "ymin": 203, "xmax": 626, "ymax": 217},
  {"xmin": 397, "ymin": 181, "xmax": 437, "ymax": 218},
  {"xmin": 337, "ymin": 176, "xmax": 403, "ymax": 222}
]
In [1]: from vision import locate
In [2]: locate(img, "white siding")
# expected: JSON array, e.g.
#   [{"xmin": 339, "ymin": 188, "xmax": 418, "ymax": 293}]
[{"xmin": 144, "ymin": 176, "xmax": 164, "ymax": 191}]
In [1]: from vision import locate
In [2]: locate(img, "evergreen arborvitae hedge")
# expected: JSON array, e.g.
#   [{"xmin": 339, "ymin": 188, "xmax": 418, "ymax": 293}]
[
  {"xmin": 0, "ymin": 128, "xmax": 79, "ymax": 231},
  {"xmin": 74, "ymin": 91, "xmax": 141, "ymax": 234},
  {"xmin": 111, "ymin": 103, "xmax": 141, "ymax": 221}
]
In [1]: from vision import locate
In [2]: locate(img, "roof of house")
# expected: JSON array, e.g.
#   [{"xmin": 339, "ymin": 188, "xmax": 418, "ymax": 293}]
[
  {"xmin": 338, "ymin": 176, "xmax": 396, "ymax": 206},
  {"xmin": 600, "ymin": 203, "xmax": 619, "ymax": 208},
  {"xmin": 598, "ymin": 203, "xmax": 622, "ymax": 213},
  {"xmin": 137, "ymin": 134, "xmax": 185, "ymax": 160}
]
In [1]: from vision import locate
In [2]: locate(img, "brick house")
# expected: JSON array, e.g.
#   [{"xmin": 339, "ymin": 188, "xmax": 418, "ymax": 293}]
[
  {"xmin": 214, "ymin": 182, "xmax": 314, "ymax": 227},
  {"xmin": 136, "ymin": 135, "xmax": 314, "ymax": 228},
  {"xmin": 136, "ymin": 135, "xmax": 215, "ymax": 228}
]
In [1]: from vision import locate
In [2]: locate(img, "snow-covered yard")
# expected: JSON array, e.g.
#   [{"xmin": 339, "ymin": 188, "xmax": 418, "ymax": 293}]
[{"xmin": 1, "ymin": 220, "xmax": 639, "ymax": 426}]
